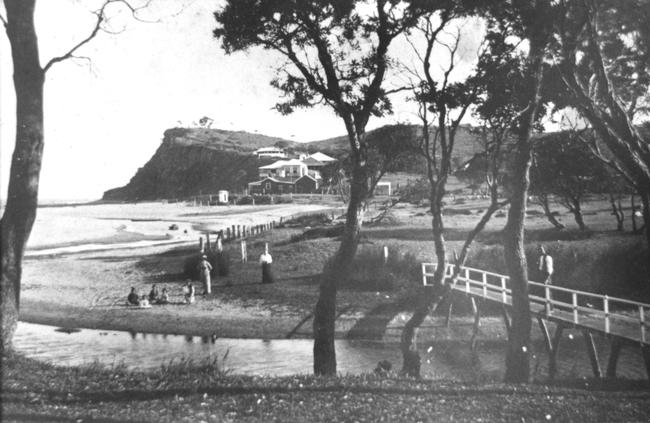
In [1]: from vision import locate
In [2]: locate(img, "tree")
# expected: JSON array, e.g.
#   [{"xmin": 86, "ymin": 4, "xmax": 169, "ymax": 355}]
[
  {"xmin": 530, "ymin": 131, "xmax": 610, "ymax": 230},
  {"xmin": 214, "ymin": 0, "xmax": 424, "ymax": 375},
  {"xmin": 494, "ymin": 0, "xmax": 554, "ymax": 383},
  {"xmin": 398, "ymin": 6, "xmax": 494, "ymax": 377},
  {"xmin": 554, "ymin": 0, "xmax": 650, "ymax": 252},
  {"xmin": 0, "ymin": 0, "xmax": 149, "ymax": 351}
]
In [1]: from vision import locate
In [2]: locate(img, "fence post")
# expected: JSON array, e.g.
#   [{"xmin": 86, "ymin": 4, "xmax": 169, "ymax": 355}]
[
  {"xmin": 383, "ymin": 246, "xmax": 388, "ymax": 264},
  {"xmin": 226, "ymin": 227, "xmax": 231, "ymax": 240},
  {"xmin": 421, "ymin": 263, "xmax": 427, "ymax": 286},
  {"xmin": 573, "ymin": 292, "xmax": 579, "ymax": 324},
  {"xmin": 237, "ymin": 225, "xmax": 241, "ymax": 238},
  {"xmin": 545, "ymin": 284, "xmax": 551, "ymax": 317},
  {"xmin": 640, "ymin": 306, "xmax": 646, "ymax": 344},
  {"xmin": 199, "ymin": 237, "xmax": 204, "ymax": 252},
  {"xmin": 501, "ymin": 277, "xmax": 507, "ymax": 304},
  {"xmin": 241, "ymin": 240, "xmax": 247, "ymax": 263},
  {"xmin": 206, "ymin": 233, "xmax": 211, "ymax": 251},
  {"xmin": 232, "ymin": 225, "xmax": 236, "ymax": 238},
  {"xmin": 604, "ymin": 295, "xmax": 610, "ymax": 334},
  {"xmin": 482, "ymin": 276, "xmax": 488, "ymax": 299}
]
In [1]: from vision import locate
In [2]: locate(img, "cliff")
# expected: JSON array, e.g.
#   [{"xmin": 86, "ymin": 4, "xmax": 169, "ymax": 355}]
[{"xmin": 102, "ymin": 125, "xmax": 482, "ymax": 202}]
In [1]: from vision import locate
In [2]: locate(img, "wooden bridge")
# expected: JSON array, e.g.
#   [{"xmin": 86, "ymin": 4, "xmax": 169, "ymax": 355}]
[{"xmin": 422, "ymin": 263, "xmax": 650, "ymax": 380}]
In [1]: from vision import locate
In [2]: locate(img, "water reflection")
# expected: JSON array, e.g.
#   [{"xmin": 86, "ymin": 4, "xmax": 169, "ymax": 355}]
[{"xmin": 12, "ymin": 322, "xmax": 647, "ymax": 381}]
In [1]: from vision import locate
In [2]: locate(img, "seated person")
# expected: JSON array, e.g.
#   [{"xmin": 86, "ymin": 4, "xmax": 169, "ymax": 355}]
[
  {"xmin": 138, "ymin": 295, "xmax": 152, "ymax": 308},
  {"xmin": 148, "ymin": 284, "xmax": 159, "ymax": 302},
  {"xmin": 183, "ymin": 281, "xmax": 195, "ymax": 304},
  {"xmin": 157, "ymin": 287, "xmax": 169, "ymax": 304},
  {"xmin": 127, "ymin": 287, "xmax": 139, "ymax": 305}
]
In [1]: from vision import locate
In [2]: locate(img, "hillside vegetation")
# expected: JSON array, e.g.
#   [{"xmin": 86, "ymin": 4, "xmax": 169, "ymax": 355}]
[{"xmin": 102, "ymin": 124, "xmax": 483, "ymax": 202}]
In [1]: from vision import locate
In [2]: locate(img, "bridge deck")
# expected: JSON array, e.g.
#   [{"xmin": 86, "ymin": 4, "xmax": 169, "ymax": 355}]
[{"xmin": 423, "ymin": 263, "xmax": 649, "ymax": 346}]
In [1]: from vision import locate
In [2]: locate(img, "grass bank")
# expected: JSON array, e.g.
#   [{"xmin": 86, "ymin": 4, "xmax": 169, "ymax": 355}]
[{"xmin": 3, "ymin": 352, "xmax": 650, "ymax": 422}]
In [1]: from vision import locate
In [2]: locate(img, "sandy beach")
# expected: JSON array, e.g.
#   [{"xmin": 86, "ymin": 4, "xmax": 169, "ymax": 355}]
[{"xmin": 19, "ymin": 202, "xmax": 354, "ymax": 338}]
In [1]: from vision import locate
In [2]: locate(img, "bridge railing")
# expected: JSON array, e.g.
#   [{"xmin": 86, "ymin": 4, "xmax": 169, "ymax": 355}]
[{"xmin": 422, "ymin": 262, "xmax": 649, "ymax": 344}]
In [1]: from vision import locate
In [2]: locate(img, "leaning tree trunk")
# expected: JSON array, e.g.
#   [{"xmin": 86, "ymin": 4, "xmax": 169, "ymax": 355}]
[
  {"xmin": 313, "ymin": 132, "xmax": 367, "ymax": 376},
  {"xmin": 1, "ymin": 0, "xmax": 44, "ymax": 353},
  {"xmin": 569, "ymin": 198, "xmax": 587, "ymax": 231},
  {"xmin": 610, "ymin": 194, "xmax": 624, "ymax": 231},
  {"xmin": 400, "ymin": 181, "xmax": 447, "ymax": 378},
  {"xmin": 537, "ymin": 194, "xmax": 564, "ymax": 229}
]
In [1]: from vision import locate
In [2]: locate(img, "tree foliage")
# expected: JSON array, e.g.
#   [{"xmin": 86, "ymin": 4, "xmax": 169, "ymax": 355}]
[{"xmin": 531, "ymin": 132, "xmax": 610, "ymax": 230}]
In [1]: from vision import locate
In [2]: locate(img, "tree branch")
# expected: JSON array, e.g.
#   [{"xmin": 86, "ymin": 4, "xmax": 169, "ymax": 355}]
[{"xmin": 42, "ymin": 0, "xmax": 154, "ymax": 74}]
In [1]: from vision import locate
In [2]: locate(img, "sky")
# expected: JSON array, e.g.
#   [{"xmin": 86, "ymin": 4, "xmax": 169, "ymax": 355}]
[{"xmin": 0, "ymin": 0, "xmax": 484, "ymax": 201}]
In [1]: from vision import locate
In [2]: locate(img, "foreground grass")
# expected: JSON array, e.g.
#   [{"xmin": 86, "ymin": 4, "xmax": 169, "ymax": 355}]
[{"xmin": 3, "ymin": 353, "xmax": 650, "ymax": 422}]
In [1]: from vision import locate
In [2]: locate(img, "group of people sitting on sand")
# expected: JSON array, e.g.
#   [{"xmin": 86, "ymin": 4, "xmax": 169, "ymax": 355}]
[
  {"xmin": 126, "ymin": 284, "xmax": 170, "ymax": 308},
  {"xmin": 127, "ymin": 281, "xmax": 197, "ymax": 307}
]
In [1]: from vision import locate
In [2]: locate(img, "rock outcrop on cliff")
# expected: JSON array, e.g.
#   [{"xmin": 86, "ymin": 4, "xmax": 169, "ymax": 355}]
[{"xmin": 102, "ymin": 128, "xmax": 296, "ymax": 201}]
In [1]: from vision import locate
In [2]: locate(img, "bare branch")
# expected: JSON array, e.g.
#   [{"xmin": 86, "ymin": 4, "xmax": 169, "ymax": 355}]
[
  {"xmin": 0, "ymin": 12, "xmax": 7, "ymax": 28},
  {"xmin": 43, "ymin": 0, "xmax": 155, "ymax": 74}
]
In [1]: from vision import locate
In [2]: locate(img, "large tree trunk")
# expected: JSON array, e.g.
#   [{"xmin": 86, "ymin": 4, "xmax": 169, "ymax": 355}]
[
  {"xmin": 313, "ymin": 130, "xmax": 367, "ymax": 375},
  {"xmin": 502, "ymin": 11, "xmax": 548, "ymax": 381},
  {"xmin": 1, "ymin": 0, "xmax": 44, "ymax": 353},
  {"xmin": 537, "ymin": 194, "xmax": 565, "ymax": 229},
  {"xmin": 503, "ymin": 137, "xmax": 534, "ymax": 383},
  {"xmin": 400, "ymin": 181, "xmax": 446, "ymax": 378}
]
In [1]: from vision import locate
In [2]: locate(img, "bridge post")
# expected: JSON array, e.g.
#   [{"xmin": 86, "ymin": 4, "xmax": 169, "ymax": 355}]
[
  {"xmin": 470, "ymin": 298, "xmax": 481, "ymax": 351},
  {"xmin": 640, "ymin": 306, "xmax": 646, "ymax": 344},
  {"xmin": 606, "ymin": 338, "xmax": 624, "ymax": 379},
  {"xmin": 582, "ymin": 329, "xmax": 602, "ymax": 378},
  {"xmin": 548, "ymin": 322, "xmax": 565, "ymax": 380},
  {"xmin": 642, "ymin": 345, "xmax": 650, "ymax": 380},
  {"xmin": 502, "ymin": 306, "xmax": 511, "ymax": 337},
  {"xmin": 604, "ymin": 296, "xmax": 610, "ymax": 334}
]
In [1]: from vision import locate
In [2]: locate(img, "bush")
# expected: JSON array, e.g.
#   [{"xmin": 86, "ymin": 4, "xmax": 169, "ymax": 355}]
[
  {"xmin": 325, "ymin": 246, "xmax": 421, "ymax": 292},
  {"xmin": 236, "ymin": 196, "xmax": 254, "ymax": 205},
  {"xmin": 466, "ymin": 235, "xmax": 649, "ymax": 300},
  {"xmin": 442, "ymin": 208, "xmax": 473, "ymax": 216},
  {"xmin": 252, "ymin": 194, "xmax": 272, "ymax": 205},
  {"xmin": 183, "ymin": 250, "xmax": 230, "ymax": 280}
]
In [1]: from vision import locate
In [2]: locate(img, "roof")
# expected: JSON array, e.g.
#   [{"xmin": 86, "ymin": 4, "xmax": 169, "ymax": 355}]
[
  {"xmin": 308, "ymin": 152, "xmax": 337, "ymax": 162},
  {"xmin": 259, "ymin": 159, "xmax": 306, "ymax": 169},
  {"xmin": 296, "ymin": 174, "xmax": 317, "ymax": 182},
  {"xmin": 254, "ymin": 147, "xmax": 284, "ymax": 153},
  {"xmin": 301, "ymin": 157, "xmax": 327, "ymax": 167},
  {"xmin": 248, "ymin": 177, "xmax": 296, "ymax": 186}
]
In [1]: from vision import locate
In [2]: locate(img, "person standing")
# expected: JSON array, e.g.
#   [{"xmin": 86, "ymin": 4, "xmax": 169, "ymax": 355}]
[
  {"xmin": 197, "ymin": 255, "xmax": 213, "ymax": 295},
  {"xmin": 538, "ymin": 245, "xmax": 554, "ymax": 312},
  {"xmin": 259, "ymin": 243, "xmax": 274, "ymax": 284},
  {"xmin": 538, "ymin": 245, "xmax": 554, "ymax": 285}
]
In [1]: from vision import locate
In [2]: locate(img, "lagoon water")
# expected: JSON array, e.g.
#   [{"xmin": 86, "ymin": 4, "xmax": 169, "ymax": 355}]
[{"xmin": 13, "ymin": 322, "xmax": 649, "ymax": 381}]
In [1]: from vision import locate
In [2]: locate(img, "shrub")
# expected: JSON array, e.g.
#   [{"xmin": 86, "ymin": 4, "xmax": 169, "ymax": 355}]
[
  {"xmin": 236, "ymin": 196, "xmax": 254, "ymax": 205},
  {"xmin": 442, "ymin": 208, "xmax": 473, "ymax": 216},
  {"xmin": 183, "ymin": 250, "xmax": 230, "ymax": 279},
  {"xmin": 466, "ymin": 236, "xmax": 649, "ymax": 300},
  {"xmin": 325, "ymin": 246, "xmax": 421, "ymax": 292}
]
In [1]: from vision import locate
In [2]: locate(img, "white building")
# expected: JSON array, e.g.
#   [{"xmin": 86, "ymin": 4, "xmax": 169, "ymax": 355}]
[
  {"xmin": 258, "ymin": 159, "xmax": 308, "ymax": 179},
  {"xmin": 254, "ymin": 147, "xmax": 287, "ymax": 158}
]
